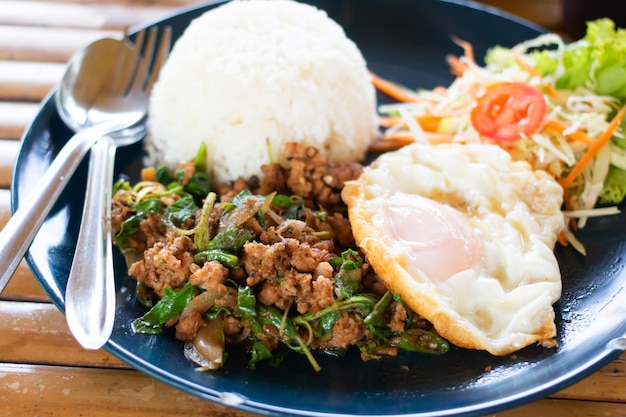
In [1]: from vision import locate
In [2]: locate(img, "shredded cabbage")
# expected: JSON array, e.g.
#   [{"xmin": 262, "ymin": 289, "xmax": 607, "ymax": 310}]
[{"xmin": 530, "ymin": 19, "xmax": 626, "ymax": 205}]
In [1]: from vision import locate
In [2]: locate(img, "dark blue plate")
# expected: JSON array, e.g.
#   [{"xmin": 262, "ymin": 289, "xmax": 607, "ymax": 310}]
[{"xmin": 12, "ymin": 1, "xmax": 626, "ymax": 416}]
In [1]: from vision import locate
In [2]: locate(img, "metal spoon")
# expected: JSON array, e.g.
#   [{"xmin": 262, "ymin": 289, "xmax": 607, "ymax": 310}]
[{"xmin": 0, "ymin": 38, "xmax": 143, "ymax": 295}]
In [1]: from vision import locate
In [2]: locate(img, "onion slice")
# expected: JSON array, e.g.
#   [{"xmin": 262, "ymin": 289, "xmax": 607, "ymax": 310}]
[{"xmin": 185, "ymin": 315, "xmax": 225, "ymax": 370}]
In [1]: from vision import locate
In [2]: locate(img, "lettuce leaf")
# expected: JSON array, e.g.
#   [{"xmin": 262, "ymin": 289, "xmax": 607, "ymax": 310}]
[
  {"xmin": 599, "ymin": 165, "xmax": 626, "ymax": 204},
  {"xmin": 533, "ymin": 19, "xmax": 626, "ymax": 101}
]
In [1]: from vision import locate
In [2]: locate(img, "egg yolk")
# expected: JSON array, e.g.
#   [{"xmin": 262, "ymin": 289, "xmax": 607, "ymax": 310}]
[{"xmin": 385, "ymin": 193, "xmax": 482, "ymax": 282}]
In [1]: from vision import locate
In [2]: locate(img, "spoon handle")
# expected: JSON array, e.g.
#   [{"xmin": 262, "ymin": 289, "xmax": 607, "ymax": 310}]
[
  {"xmin": 65, "ymin": 136, "xmax": 117, "ymax": 350},
  {"xmin": 0, "ymin": 120, "xmax": 123, "ymax": 294}
]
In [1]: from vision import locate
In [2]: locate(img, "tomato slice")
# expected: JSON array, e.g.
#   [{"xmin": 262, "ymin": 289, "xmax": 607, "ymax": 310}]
[{"xmin": 471, "ymin": 82, "xmax": 547, "ymax": 141}]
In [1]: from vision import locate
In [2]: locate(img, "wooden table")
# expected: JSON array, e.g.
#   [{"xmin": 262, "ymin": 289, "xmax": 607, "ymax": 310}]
[{"xmin": 0, "ymin": 1, "xmax": 624, "ymax": 416}]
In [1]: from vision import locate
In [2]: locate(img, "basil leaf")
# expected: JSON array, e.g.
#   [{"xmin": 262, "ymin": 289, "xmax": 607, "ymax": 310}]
[
  {"xmin": 231, "ymin": 189, "xmax": 257, "ymax": 207},
  {"xmin": 132, "ymin": 283, "xmax": 198, "ymax": 334},
  {"xmin": 236, "ymin": 286, "xmax": 257, "ymax": 323},
  {"xmin": 115, "ymin": 199, "xmax": 164, "ymax": 247},
  {"xmin": 364, "ymin": 291, "xmax": 393, "ymax": 328},
  {"xmin": 271, "ymin": 194, "xmax": 294, "ymax": 210},
  {"xmin": 248, "ymin": 340, "xmax": 273, "ymax": 369},
  {"xmin": 185, "ymin": 171, "xmax": 212, "ymax": 199},
  {"xmin": 317, "ymin": 311, "xmax": 341, "ymax": 337},
  {"xmin": 258, "ymin": 304, "xmax": 299, "ymax": 342},
  {"xmin": 206, "ymin": 227, "xmax": 255, "ymax": 252},
  {"xmin": 194, "ymin": 249, "xmax": 240, "ymax": 269},
  {"xmin": 204, "ymin": 306, "xmax": 231, "ymax": 321},
  {"xmin": 134, "ymin": 198, "xmax": 165, "ymax": 213},
  {"xmin": 162, "ymin": 196, "xmax": 198, "ymax": 228},
  {"xmin": 194, "ymin": 141, "xmax": 208, "ymax": 172},
  {"xmin": 395, "ymin": 329, "xmax": 450, "ymax": 354},
  {"xmin": 334, "ymin": 249, "xmax": 363, "ymax": 298},
  {"xmin": 156, "ymin": 165, "xmax": 174, "ymax": 185}
]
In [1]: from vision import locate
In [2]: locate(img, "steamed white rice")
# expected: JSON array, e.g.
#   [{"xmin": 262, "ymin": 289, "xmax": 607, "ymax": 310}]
[{"xmin": 146, "ymin": 0, "xmax": 378, "ymax": 184}]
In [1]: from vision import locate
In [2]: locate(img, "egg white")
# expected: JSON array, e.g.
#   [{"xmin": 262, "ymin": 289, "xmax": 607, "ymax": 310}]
[{"xmin": 342, "ymin": 143, "xmax": 565, "ymax": 355}]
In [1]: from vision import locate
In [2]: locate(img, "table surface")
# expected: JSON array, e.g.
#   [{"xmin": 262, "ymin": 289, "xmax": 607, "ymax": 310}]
[{"xmin": 0, "ymin": 1, "xmax": 624, "ymax": 416}]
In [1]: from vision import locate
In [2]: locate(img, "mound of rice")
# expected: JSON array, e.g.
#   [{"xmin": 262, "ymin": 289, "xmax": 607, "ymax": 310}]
[{"xmin": 146, "ymin": 0, "xmax": 378, "ymax": 184}]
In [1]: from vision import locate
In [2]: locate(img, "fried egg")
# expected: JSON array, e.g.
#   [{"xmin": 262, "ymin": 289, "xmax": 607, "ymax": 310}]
[{"xmin": 342, "ymin": 143, "xmax": 565, "ymax": 355}]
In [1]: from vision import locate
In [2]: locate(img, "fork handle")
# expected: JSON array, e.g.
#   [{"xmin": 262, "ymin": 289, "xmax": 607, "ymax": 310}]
[
  {"xmin": 0, "ymin": 120, "xmax": 124, "ymax": 295},
  {"xmin": 65, "ymin": 136, "xmax": 117, "ymax": 349}
]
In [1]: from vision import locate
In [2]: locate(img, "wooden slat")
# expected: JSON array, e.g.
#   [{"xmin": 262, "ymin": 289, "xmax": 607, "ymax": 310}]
[
  {"xmin": 0, "ymin": 101, "xmax": 39, "ymax": 139},
  {"xmin": 498, "ymin": 398, "xmax": 626, "ymax": 417},
  {"xmin": 0, "ymin": 363, "xmax": 624, "ymax": 417},
  {"xmin": 0, "ymin": 363, "xmax": 253, "ymax": 417},
  {"xmin": 26, "ymin": 0, "xmax": 200, "ymax": 5},
  {"xmin": 0, "ymin": 187, "xmax": 47, "ymax": 301},
  {"xmin": 555, "ymin": 352, "xmax": 626, "ymax": 403},
  {"xmin": 0, "ymin": 1, "xmax": 180, "ymax": 30},
  {"xmin": 0, "ymin": 188, "xmax": 49, "ymax": 301},
  {"xmin": 0, "ymin": 263, "xmax": 49, "ymax": 302},
  {"xmin": 0, "ymin": 188, "xmax": 10, "ymax": 224},
  {"xmin": 0, "ymin": 61, "xmax": 63, "ymax": 102},
  {"xmin": 470, "ymin": 0, "xmax": 564, "ymax": 29},
  {"xmin": 0, "ymin": 25, "xmax": 121, "ymax": 62},
  {"xmin": 0, "ymin": 140, "xmax": 19, "ymax": 187},
  {"xmin": 0, "ymin": 301, "xmax": 127, "ymax": 368}
]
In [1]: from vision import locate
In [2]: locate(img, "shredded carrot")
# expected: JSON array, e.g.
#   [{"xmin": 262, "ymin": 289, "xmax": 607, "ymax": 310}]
[
  {"xmin": 431, "ymin": 101, "xmax": 477, "ymax": 118},
  {"xmin": 543, "ymin": 119, "xmax": 595, "ymax": 145},
  {"xmin": 381, "ymin": 131, "xmax": 416, "ymax": 142},
  {"xmin": 512, "ymin": 49, "xmax": 562, "ymax": 100},
  {"xmin": 369, "ymin": 136, "xmax": 413, "ymax": 153},
  {"xmin": 512, "ymin": 49, "xmax": 540, "ymax": 77},
  {"xmin": 379, "ymin": 116, "xmax": 397, "ymax": 128},
  {"xmin": 445, "ymin": 37, "xmax": 476, "ymax": 77},
  {"xmin": 560, "ymin": 185, "xmax": 578, "ymax": 231},
  {"xmin": 416, "ymin": 115, "xmax": 441, "ymax": 131},
  {"xmin": 379, "ymin": 115, "xmax": 441, "ymax": 131},
  {"xmin": 557, "ymin": 230, "xmax": 569, "ymax": 246},
  {"xmin": 450, "ymin": 35, "xmax": 475, "ymax": 66},
  {"xmin": 559, "ymin": 106, "xmax": 626, "ymax": 189},
  {"xmin": 422, "ymin": 132, "xmax": 456, "ymax": 144},
  {"xmin": 446, "ymin": 54, "xmax": 468, "ymax": 76},
  {"xmin": 379, "ymin": 130, "xmax": 455, "ymax": 145},
  {"xmin": 541, "ymin": 85, "xmax": 563, "ymax": 100},
  {"xmin": 370, "ymin": 72, "xmax": 420, "ymax": 102},
  {"xmin": 557, "ymin": 108, "xmax": 626, "ymax": 234},
  {"xmin": 607, "ymin": 100, "xmax": 621, "ymax": 112}
]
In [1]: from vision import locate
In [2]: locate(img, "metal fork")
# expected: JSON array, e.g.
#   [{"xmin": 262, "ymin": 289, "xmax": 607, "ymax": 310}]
[{"xmin": 64, "ymin": 26, "xmax": 172, "ymax": 349}]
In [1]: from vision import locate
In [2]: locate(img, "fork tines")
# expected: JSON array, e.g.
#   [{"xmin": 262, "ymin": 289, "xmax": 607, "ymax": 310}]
[{"xmin": 125, "ymin": 25, "xmax": 172, "ymax": 95}]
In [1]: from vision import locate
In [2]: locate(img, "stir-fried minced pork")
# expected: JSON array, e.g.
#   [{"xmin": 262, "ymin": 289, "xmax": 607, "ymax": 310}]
[
  {"xmin": 111, "ymin": 142, "xmax": 449, "ymax": 370},
  {"xmin": 188, "ymin": 260, "xmax": 229, "ymax": 296},
  {"xmin": 176, "ymin": 311, "xmax": 204, "ymax": 342},
  {"xmin": 128, "ymin": 234, "xmax": 196, "ymax": 297}
]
